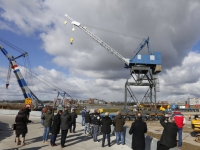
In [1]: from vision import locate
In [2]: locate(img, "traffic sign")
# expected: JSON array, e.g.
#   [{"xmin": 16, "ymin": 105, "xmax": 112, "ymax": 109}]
[{"xmin": 25, "ymin": 98, "xmax": 32, "ymax": 105}]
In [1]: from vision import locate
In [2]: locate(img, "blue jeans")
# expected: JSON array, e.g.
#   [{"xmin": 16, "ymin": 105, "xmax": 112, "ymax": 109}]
[
  {"xmin": 85, "ymin": 123, "xmax": 90, "ymax": 134},
  {"xmin": 43, "ymin": 127, "xmax": 50, "ymax": 141},
  {"xmin": 61, "ymin": 130, "xmax": 68, "ymax": 147},
  {"xmin": 50, "ymin": 134, "xmax": 57, "ymax": 145},
  {"xmin": 177, "ymin": 128, "xmax": 182, "ymax": 147},
  {"xmin": 82, "ymin": 117, "xmax": 85, "ymax": 126},
  {"xmin": 102, "ymin": 133, "xmax": 110, "ymax": 146},
  {"xmin": 115, "ymin": 132, "xmax": 124, "ymax": 145},
  {"xmin": 93, "ymin": 125, "xmax": 99, "ymax": 141}
]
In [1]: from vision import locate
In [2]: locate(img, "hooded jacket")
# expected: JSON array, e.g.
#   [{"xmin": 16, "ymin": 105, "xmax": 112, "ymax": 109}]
[
  {"xmin": 15, "ymin": 110, "xmax": 28, "ymax": 135},
  {"xmin": 113, "ymin": 114, "xmax": 125, "ymax": 132},
  {"xmin": 172, "ymin": 111, "xmax": 185, "ymax": 128},
  {"xmin": 60, "ymin": 110, "xmax": 71, "ymax": 130},
  {"xmin": 41, "ymin": 110, "xmax": 54, "ymax": 127}
]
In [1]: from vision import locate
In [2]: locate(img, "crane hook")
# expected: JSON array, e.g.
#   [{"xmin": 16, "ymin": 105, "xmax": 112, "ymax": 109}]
[{"xmin": 70, "ymin": 38, "xmax": 74, "ymax": 45}]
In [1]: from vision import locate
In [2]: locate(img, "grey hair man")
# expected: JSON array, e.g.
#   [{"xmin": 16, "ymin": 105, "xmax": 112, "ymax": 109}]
[{"xmin": 113, "ymin": 111, "xmax": 125, "ymax": 145}]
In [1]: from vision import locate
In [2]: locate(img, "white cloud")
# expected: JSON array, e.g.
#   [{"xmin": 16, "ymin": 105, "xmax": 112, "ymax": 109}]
[{"xmin": 0, "ymin": 0, "xmax": 200, "ymax": 103}]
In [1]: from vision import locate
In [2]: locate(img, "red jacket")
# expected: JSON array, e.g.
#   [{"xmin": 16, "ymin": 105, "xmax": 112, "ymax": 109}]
[{"xmin": 172, "ymin": 111, "xmax": 185, "ymax": 128}]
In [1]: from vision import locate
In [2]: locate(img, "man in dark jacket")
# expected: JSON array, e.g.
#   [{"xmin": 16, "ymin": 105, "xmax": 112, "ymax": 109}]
[
  {"xmin": 101, "ymin": 112, "xmax": 112, "ymax": 147},
  {"xmin": 91, "ymin": 109, "xmax": 101, "ymax": 142},
  {"xmin": 129, "ymin": 112, "xmax": 147, "ymax": 150},
  {"xmin": 157, "ymin": 114, "xmax": 178, "ymax": 150},
  {"xmin": 70, "ymin": 108, "xmax": 77, "ymax": 133},
  {"xmin": 85, "ymin": 109, "xmax": 91, "ymax": 134},
  {"xmin": 50, "ymin": 110, "xmax": 62, "ymax": 146},
  {"xmin": 113, "ymin": 111, "xmax": 125, "ymax": 145},
  {"xmin": 60, "ymin": 108, "xmax": 71, "ymax": 148}
]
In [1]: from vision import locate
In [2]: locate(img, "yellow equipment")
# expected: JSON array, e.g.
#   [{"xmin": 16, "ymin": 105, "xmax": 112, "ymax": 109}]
[
  {"xmin": 159, "ymin": 106, "xmax": 166, "ymax": 111},
  {"xmin": 191, "ymin": 114, "xmax": 200, "ymax": 142},
  {"xmin": 99, "ymin": 108, "xmax": 103, "ymax": 113}
]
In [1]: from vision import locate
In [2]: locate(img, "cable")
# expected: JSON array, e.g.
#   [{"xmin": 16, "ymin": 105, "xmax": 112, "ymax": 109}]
[
  {"xmin": 16, "ymin": 62, "xmax": 74, "ymax": 100},
  {"xmin": 0, "ymin": 37, "xmax": 25, "ymax": 53}
]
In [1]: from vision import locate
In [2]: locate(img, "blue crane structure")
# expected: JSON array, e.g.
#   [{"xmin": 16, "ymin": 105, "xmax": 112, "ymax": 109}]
[
  {"xmin": 54, "ymin": 91, "xmax": 73, "ymax": 109},
  {"xmin": 64, "ymin": 14, "xmax": 162, "ymax": 109},
  {"xmin": 0, "ymin": 45, "xmax": 43, "ymax": 109}
]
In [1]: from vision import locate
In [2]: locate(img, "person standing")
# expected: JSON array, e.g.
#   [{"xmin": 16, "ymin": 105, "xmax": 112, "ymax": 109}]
[
  {"xmin": 113, "ymin": 111, "xmax": 125, "ymax": 145},
  {"xmin": 81, "ymin": 108, "xmax": 86, "ymax": 126},
  {"xmin": 101, "ymin": 112, "xmax": 112, "ymax": 147},
  {"xmin": 50, "ymin": 110, "xmax": 62, "ymax": 147},
  {"xmin": 41, "ymin": 107, "xmax": 54, "ymax": 143},
  {"xmin": 85, "ymin": 109, "xmax": 91, "ymax": 134},
  {"xmin": 60, "ymin": 107, "xmax": 71, "ymax": 148},
  {"xmin": 15, "ymin": 108, "xmax": 29, "ymax": 146},
  {"xmin": 157, "ymin": 114, "xmax": 178, "ymax": 150},
  {"xmin": 129, "ymin": 112, "xmax": 147, "ymax": 150},
  {"xmin": 70, "ymin": 108, "xmax": 77, "ymax": 133},
  {"xmin": 91, "ymin": 109, "xmax": 101, "ymax": 142},
  {"xmin": 172, "ymin": 107, "xmax": 185, "ymax": 148}
]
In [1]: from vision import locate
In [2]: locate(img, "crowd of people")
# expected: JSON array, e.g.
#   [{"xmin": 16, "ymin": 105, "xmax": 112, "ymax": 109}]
[{"xmin": 14, "ymin": 106, "xmax": 185, "ymax": 150}]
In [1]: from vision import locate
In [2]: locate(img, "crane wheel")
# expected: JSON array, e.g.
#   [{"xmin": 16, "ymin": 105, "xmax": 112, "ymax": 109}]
[{"xmin": 195, "ymin": 133, "xmax": 200, "ymax": 143}]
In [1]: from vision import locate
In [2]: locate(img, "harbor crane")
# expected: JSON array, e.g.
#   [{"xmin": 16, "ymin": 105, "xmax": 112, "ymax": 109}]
[
  {"xmin": 64, "ymin": 14, "xmax": 162, "ymax": 109},
  {"xmin": 0, "ymin": 45, "xmax": 43, "ymax": 109}
]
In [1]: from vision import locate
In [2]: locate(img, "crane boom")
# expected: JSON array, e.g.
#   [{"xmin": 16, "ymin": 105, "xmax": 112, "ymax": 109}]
[
  {"xmin": 0, "ymin": 45, "xmax": 42, "ymax": 109},
  {"xmin": 65, "ymin": 14, "xmax": 129, "ymax": 66}
]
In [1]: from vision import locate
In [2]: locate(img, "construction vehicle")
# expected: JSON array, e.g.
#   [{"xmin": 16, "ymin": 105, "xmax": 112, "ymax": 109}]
[
  {"xmin": 0, "ymin": 45, "xmax": 43, "ymax": 109},
  {"xmin": 64, "ymin": 14, "xmax": 162, "ymax": 120},
  {"xmin": 191, "ymin": 114, "xmax": 200, "ymax": 142}
]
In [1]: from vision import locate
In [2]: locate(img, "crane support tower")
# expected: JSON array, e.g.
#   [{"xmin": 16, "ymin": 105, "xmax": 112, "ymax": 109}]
[
  {"xmin": 0, "ymin": 45, "xmax": 43, "ymax": 109},
  {"xmin": 64, "ymin": 14, "xmax": 162, "ymax": 109}
]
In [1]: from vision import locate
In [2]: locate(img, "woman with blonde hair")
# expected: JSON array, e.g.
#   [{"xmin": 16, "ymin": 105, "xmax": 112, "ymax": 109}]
[{"xmin": 101, "ymin": 112, "xmax": 112, "ymax": 147}]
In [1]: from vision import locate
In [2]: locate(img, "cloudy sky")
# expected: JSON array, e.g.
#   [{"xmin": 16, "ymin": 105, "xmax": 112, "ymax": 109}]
[{"xmin": 0, "ymin": 0, "xmax": 200, "ymax": 103}]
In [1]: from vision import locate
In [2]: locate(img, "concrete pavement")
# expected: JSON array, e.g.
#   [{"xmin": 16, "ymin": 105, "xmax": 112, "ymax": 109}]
[{"xmin": 0, "ymin": 115, "xmax": 131, "ymax": 150}]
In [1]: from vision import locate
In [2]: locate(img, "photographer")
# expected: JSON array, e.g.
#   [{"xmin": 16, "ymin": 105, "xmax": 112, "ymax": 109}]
[{"xmin": 157, "ymin": 114, "xmax": 178, "ymax": 150}]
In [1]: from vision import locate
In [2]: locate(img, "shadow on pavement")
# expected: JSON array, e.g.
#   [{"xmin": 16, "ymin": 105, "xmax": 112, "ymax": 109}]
[{"xmin": 0, "ymin": 121, "xmax": 13, "ymax": 142}]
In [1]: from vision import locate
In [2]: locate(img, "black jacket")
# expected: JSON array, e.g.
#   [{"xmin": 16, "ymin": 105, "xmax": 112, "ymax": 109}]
[
  {"xmin": 71, "ymin": 112, "xmax": 77, "ymax": 123},
  {"xmin": 158, "ymin": 116, "xmax": 178, "ymax": 148},
  {"xmin": 15, "ymin": 110, "xmax": 29, "ymax": 135},
  {"xmin": 129, "ymin": 119, "xmax": 147, "ymax": 150},
  {"xmin": 101, "ymin": 116, "xmax": 112, "ymax": 134},
  {"xmin": 85, "ymin": 112, "xmax": 91, "ymax": 123},
  {"xmin": 90, "ymin": 113, "xmax": 101, "ymax": 125},
  {"xmin": 60, "ymin": 110, "xmax": 71, "ymax": 130},
  {"xmin": 50, "ymin": 113, "xmax": 61, "ymax": 134},
  {"xmin": 24, "ymin": 107, "xmax": 31, "ymax": 116}
]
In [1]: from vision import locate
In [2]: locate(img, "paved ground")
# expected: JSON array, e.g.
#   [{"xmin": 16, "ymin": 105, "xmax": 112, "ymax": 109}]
[{"xmin": 0, "ymin": 115, "xmax": 131, "ymax": 150}]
